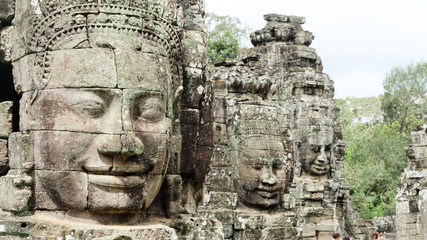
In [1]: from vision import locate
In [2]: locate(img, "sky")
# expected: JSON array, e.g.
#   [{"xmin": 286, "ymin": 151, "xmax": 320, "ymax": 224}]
[{"xmin": 205, "ymin": 0, "xmax": 427, "ymax": 98}]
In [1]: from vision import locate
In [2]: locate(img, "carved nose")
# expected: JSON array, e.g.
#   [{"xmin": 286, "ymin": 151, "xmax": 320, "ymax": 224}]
[
  {"xmin": 316, "ymin": 148, "xmax": 328, "ymax": 163},
  {"xmin": 261, "ymin": 168, "xmax": 278, "ymax": 185},
  {"xmin": 97, "ymin": 133, "xmax": 144, "ymax": 157},
  {"xmin": 121, "ymin": 132, "xmax": 144, "ymax": 156}
]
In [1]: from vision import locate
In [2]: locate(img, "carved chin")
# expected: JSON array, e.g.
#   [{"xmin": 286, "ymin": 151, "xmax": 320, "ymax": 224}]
[
  {"xmin": 239, "ymin": 191, "xmax": 281, "ymax": 209},
  {"xmin": 87, "ymin": 181, "xmax": 147, "ymax": 212}
]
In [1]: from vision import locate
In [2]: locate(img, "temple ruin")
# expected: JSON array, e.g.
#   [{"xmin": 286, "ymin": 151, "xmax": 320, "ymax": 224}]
[{"xmin": 0, "ymin": 1, "xmax": 426, "ymax": 239}]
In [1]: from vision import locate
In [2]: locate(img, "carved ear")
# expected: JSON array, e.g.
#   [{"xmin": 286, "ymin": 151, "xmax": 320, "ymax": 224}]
[{"xmin": 174, "ymin": 85, "xmax": 184, "ymax": 105}]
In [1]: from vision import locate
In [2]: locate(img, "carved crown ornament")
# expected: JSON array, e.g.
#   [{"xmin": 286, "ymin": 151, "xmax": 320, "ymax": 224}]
[{"xmin": 19, "ymin": 1, "xmax": 183, "ymax": 89}]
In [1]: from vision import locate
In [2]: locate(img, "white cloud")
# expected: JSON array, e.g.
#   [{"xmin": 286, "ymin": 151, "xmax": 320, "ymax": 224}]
[{"xmin": 206, "ymin": 0, "xmax": 427, "ymax": 98}]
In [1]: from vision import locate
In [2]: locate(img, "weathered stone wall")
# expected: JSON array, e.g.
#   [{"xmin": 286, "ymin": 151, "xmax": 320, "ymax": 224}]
[
  {"xmin": 0, "ymin": 0, "xmax": 222, "ymax": 239},
  {"xmin": 396, "ymin": 113, "xmax": 427, "ymax": 240},
  {"xmin": 0, "ymin": 2, "xmax": 382, "ymax": 239}
]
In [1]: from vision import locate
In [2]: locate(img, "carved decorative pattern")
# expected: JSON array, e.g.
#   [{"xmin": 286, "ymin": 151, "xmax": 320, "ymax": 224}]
[{"xmin": 27, "ymin": 3, "xmax": 182, "ymax": 87}]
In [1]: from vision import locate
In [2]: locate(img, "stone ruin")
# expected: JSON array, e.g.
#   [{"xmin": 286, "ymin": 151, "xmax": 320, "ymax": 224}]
[
  {"xmin": 202, "ymin": 14, "xmax": 371, "ymax": 239},
  {"xmin": 395, "ymin": 113, "xmax": 427, "ymax": 240},
  {"xmin": 2, "ymin": 1, "xmax": 423, "ymax": 239},
  {"xmin": 0, "ymin": 0, "xmax": 224, "ymax": 239}
]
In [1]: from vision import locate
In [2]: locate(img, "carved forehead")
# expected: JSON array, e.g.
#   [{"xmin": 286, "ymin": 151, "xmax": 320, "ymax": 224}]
[{"xmin": 28, "ymin": 2, "xmax": 181, "ymax": 52}]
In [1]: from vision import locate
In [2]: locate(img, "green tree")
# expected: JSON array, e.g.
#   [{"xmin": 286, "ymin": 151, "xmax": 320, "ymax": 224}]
[
  {"xmin": 206, "ymin": 13, "xmax": 249, "ymax": 65},
  {"xmin": 381, "ymin": 61, "xmax": 427, "ymax": 138},
  {"xmin": 336, "ymin": 61, "xmax": 426, "ymax": 219},
  {"xmin": 336, "ymin": 96, "xmax": 414, "ymax": 219}
]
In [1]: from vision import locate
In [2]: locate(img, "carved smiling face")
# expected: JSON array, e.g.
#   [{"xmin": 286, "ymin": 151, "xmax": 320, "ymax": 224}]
[
  {"xmin": 26, "ymin": 45, "xmax": 174, "ymax": 212},
  {"xmin": 235, "ymin": 136, "xmax": 286, "ymax": 209},
  {"xmin": 298, "ymin": 142, "xmax": 331, "ymax": 176}
]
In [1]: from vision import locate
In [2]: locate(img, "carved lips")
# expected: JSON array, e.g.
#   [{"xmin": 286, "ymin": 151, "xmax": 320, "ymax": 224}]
[{"xmin": 88, "ymin": 174, "xmax": 147, "ymax": 188}]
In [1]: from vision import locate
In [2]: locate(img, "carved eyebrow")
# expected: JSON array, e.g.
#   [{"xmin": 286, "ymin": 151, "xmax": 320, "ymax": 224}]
[{"xmin": 67, "ymin": 91, "xmax": 105, "ymax": 106}]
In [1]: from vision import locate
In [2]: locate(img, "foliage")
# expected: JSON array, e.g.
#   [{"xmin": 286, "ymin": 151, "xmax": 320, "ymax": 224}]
[
  {"xmin": 206, "ymin": 13, "xmax": 250, "ymax": 65},
  {"xmin": 336, "ymin": 96, "xmax": 422, "ymax": 219},
  {"xmin": 336, "ymin": 61, "xmax": 426, "ymax": 219},
  {"xmin": 381, "ymin": 61, "xmax": 427, "ymax": 137}
]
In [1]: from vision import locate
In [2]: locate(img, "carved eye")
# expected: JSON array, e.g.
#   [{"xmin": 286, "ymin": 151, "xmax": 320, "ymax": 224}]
[
  {"xmin": 273, "ymin": 160, "xmax": 283, "ymax": 170},
  {"xmin": 72, "ymin": 100, "xmax": 106, "ymax": 119},
  {"xmin": 251, "ymin": 164, "xmax": 263, "ymax": 170},
  {"xmin": 325, "ymin": 144, "xmax": 332, "ymax": 152},
  {"xmin": 312, "ymin": 146, "xmax": 320, "ymax": 152},
  {"xmin": 249, "ymin": 160, "xmax": 264, "ymax": 170},
  {"xmin": 137, "ymin": 97, "xmax": 164, "ymax": 122}
]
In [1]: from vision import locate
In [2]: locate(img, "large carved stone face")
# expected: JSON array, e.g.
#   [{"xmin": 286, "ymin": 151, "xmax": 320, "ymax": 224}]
[
  {"xmin": 26, "ymin": 46, "xmax": 173, "ymax": 212},
  {"xmin": 298, "ymin": 142, "xmax": 331, "ymax": 176},
  {"xmin": 236, "ymin": 136, "xmax": 286, "ymax": 209}
]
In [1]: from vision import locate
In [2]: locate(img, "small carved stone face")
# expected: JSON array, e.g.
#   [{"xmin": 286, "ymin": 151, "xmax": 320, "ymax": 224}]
[
  {"xmin": 236, "ymin": 137, "xmax": 286, "ymax": 209},
  {"xmin": 28, "ymin": 47, "xmax": 173, "ymax": 212},
  {"xmin": 298, "ymin": 143, "xmax": 331, "ymax": 176}
]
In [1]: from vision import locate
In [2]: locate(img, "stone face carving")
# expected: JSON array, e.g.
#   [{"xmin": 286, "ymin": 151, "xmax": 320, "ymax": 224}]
[
  {"xmin": 236, "ymin": 134, "xmax": 286, "ymax": 209},
  {"xmin": 0, "ymin": 2, "xmax": 381, "ymax": 238},
  {"xmin": 1, "ymin": 0, "xmax": 219, "ymax": 239},
  {"xmin": 204, "ymin": 14, "xmax": 371, "ymax": 240},
  {"xmin": 13, "ymin": 1, "xmax": 180, "ymax": 214},
  {"xmin": 298, "ymin": 141, "xmax": 332, "ymax": 176}
]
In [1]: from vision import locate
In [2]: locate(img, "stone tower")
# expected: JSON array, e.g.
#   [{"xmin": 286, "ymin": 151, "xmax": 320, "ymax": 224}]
[
  {"xmin": 395, "ymin": 113, "xmax": 427, "ymax": 240},
  {"xmin": 204, "ymin": 14, "xmax": 370, "ymax": 239}
]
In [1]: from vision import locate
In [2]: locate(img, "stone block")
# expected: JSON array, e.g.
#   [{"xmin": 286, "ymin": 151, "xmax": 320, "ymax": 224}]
[
  {"xmin": 213, "ymin": 122, "xmax": 228, "ymax": 146},
  {"xmin": 162, "ymin": 174, "xmax": 183, "ymax": 216},
  {"xmin": 198, "ymin": 124, "xmax": 213, "ymax": 147},
  {"xmin": 194, "ymin": 145, "xmax": 213, "ymax": 182},
  {"xmin": 301, "ymin": 223, "xmax": 316, "ymax": 237},
  {"xmin": 20, "ymin": 89, "xmax": 123, "ymax": 133},
  {"xmin": 11, "ymin": 54, "xmax": 39, "ymax": 93},
  {"xmin": 182, "ymin": 3, "xmax": 206, "ymax": 32},
  {"xmin": 181, "ymin": 108, "xmax": 200, "ymax": 125},
  {"xmin": 35, "ymin": 170, "xmax": 87, "ymax": 211},
  {"xmin": 88, "ymin": 29, "xmax": 142, "ymax": 53},
  {"xmin": 235, "ymin": 119, "xmax": 281, "ymax": 136},
  {"xmin": 0, "ymin": 174, "xmax": 32, "ymax": 211},
  {"xmin": 181, "ymin": 143, "xmax": 196, "ymax": 178},
  {"xmin": 0, "ymin": 101, "xmax": 12, "ymax": 138},
  {"xmin": 181, "ymin": 67, "xmax": 205, "ymax": 108},
  {"xmin": 13, "ymin": 48, "xmax": 116, "ymax": 91},
  {"xmin": 316, "ymin": 219, "xmax": 336, "ymax": 231},
  {"xmin": 7, "ymin": 132, "xmax": 32, "ymax": 170},
  {"xmin": 174, "ymin": 216, "xmax": 223, "ymax": 240},
  {"xmin": 115, "ymin": 49, "xmax": 170, "ymax": 91},
  {"xmin": 212, "ymin": 92, "xmax": 227, "ymax": 114},
  {"xmin": 182, "ymin": 123, "xmax": 198, "ymax": 145},
  {"xmin": 0, "ymin": 219, "xmax": 34, "ymax": 238},
  {"xmin": 32, "ymin": 131, "xmax": 102, "ymax": 171},
  {"xmin": 204, "ymin": 192, "xmax": 237, "ymax": 210},
  {"xmin": 317, "ymin": 231, "xmax": 334, "ymax": 240},
  {"xmin": 167, "ymin": 135, "xmax": 182, "ymax": 174},
  {"xmin": 199, "ymin": 210, "xmax": 234, "ymax": 224},
  {"xmin": 182, "ymin": 31, "xmax": 208, "ymax": 69},
  {"xmin": 212, "ymin": 145, "xmax": 231, "ymax": 167},
  {"xmin": 0, "ymin": 26, "xmax": 13, "ymax": 63},
  {"xmin": 47, "ymin": 48, "xmax": 117, "ymax": 88},
  {"xmin": 30, "ymin": 221, "xmax": 178, "ymax": 239},
  {"xmin": 206, "ymin": 167, "xmax": 233, "ymax": 192},
  {"xmin": 223, "ymin": 224, "xmax": 233, "ymax": 239},
  {"xmin": 262, "ymin": 227, "xmax": 298, "ymax": 240},
  {"xmin": 396, "ymin": 200, "xmax": 411, "ymax": 214},
  {"xmin": 0, "ymin": 139, "xmax": 8, "ymax": 174},
  {"xmin": 234, "ymin": 213, "xmax": 266, "ymax": 230},
  {"xmin": 0, "ymin": 0, "xmax": 14, "ymax": 22}
]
